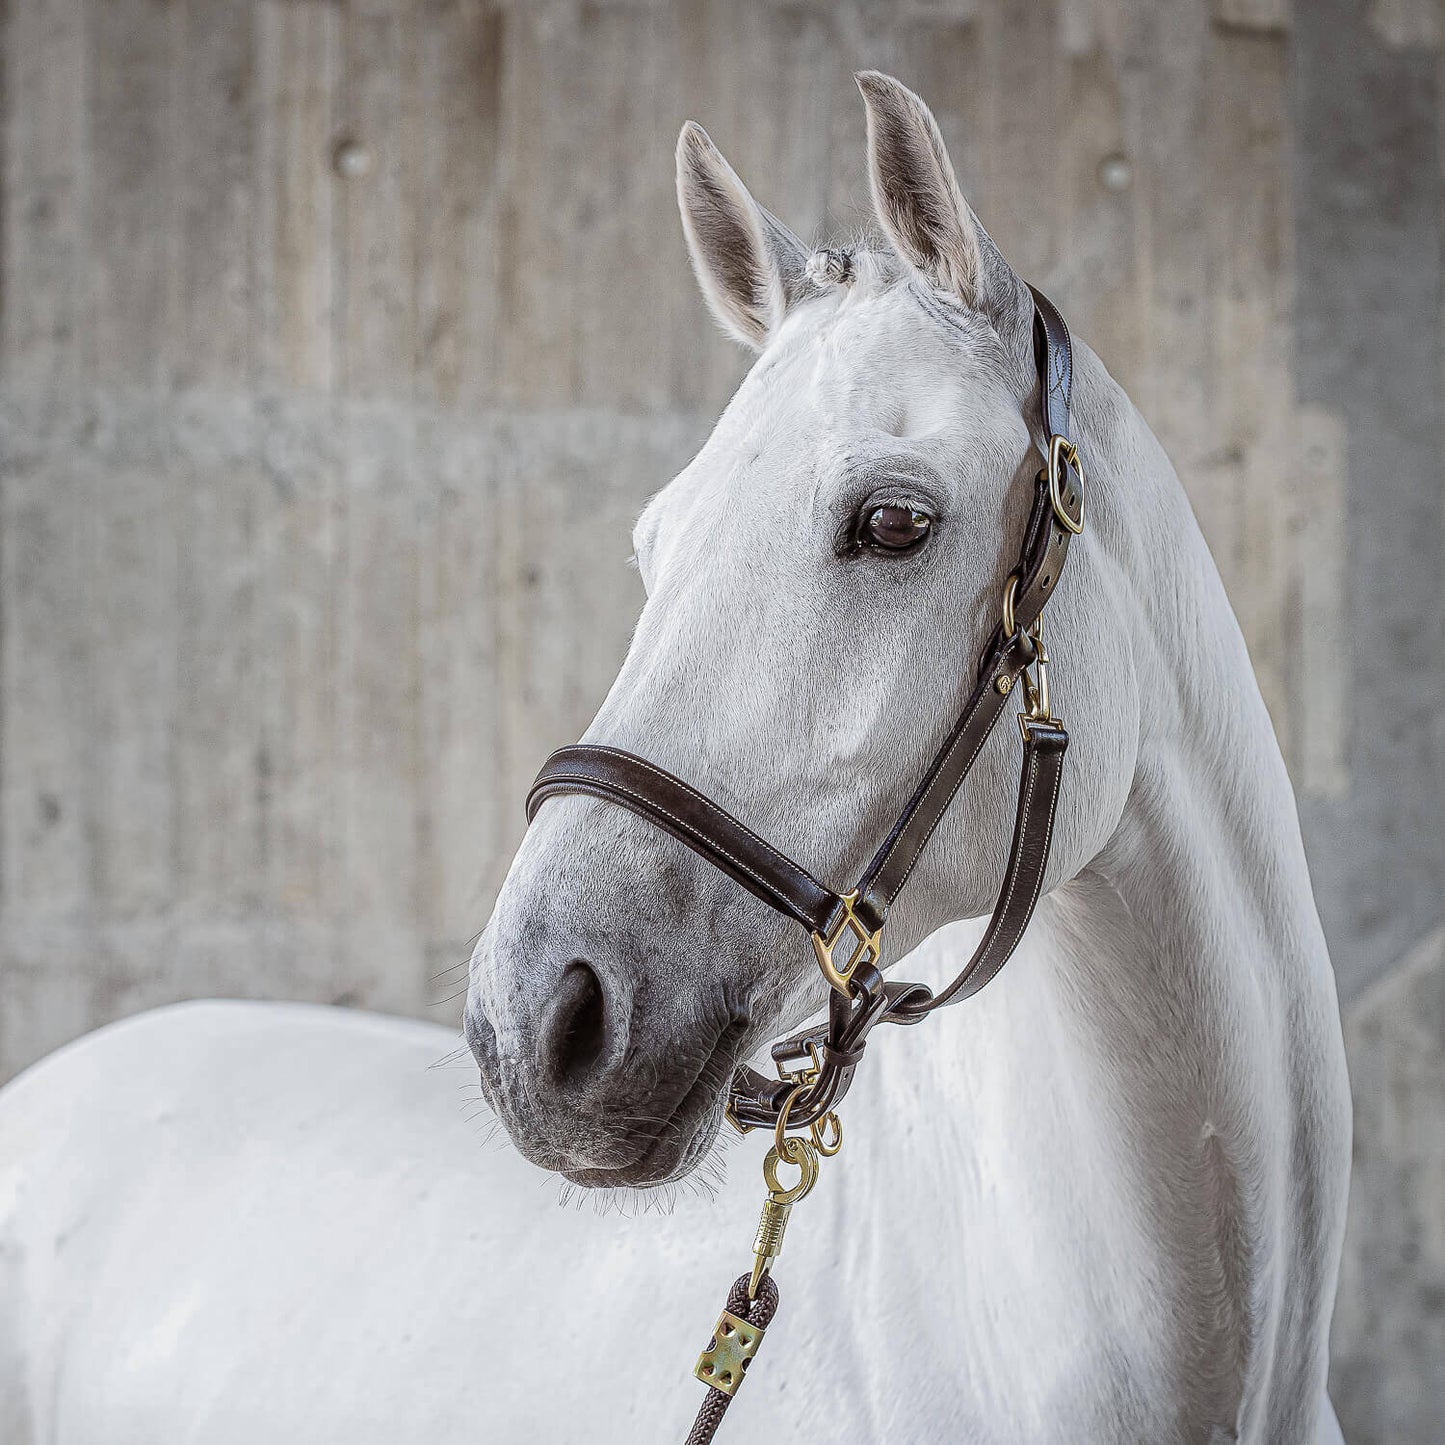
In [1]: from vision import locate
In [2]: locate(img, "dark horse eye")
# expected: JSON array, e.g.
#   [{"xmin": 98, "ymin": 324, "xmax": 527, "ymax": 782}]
[{"xmin": 862, "ymin": 504, "xmax": 932, "ymax": 551}]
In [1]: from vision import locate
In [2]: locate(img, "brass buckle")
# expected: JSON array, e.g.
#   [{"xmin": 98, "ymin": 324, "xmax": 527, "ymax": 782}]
[
  {"xmin": 1045, "ymin": 435, "xmax": 1085, "ymax": 535},
  {"xmin": 723, "ymin": 1092, "xmax": 752, "ymax": 1136},
  {"xmin": 811, "ymin": 890, "xmax": 881, "ymax": 996}
]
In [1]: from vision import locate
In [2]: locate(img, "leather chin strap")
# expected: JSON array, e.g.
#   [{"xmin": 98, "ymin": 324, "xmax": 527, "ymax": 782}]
[{"xmin": 526, "ymin": 285, "xmax": 1084, "ymax": 1134}]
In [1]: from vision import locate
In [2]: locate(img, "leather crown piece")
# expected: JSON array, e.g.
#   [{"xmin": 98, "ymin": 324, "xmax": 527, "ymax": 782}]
[{"xmin": 527, "ymin": 285, "xmax": 1083, "ymax": 1132}]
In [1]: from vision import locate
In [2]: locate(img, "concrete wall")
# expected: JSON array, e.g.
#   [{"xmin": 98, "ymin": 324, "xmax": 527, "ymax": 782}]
[
  {"xmin": 0, "ymin": 0, "xmax": 1440, "ymax": 1437},
  {"xmin": 1333, "ymin": 927, "xmax": 1445, "ymax": 1444}
]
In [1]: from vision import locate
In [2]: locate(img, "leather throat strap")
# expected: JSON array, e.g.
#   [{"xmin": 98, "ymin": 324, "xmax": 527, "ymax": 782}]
[{"xmin": 525, "ymin": 287, "xmax": 1083, "ymax": 1114}]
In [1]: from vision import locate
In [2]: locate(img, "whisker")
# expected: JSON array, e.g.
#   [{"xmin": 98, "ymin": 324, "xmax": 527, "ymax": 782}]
[{"xmin": 429, "ymin": 1043, "xmax": 471, "ymax": 1071}]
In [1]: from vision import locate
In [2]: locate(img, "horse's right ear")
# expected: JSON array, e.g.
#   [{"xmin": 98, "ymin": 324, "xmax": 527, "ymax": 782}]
[
  {"xmin": 856, "ymin": 71, "xmax": 1034, "ymax": 366},
  {"xmin": 676, "ymin": 122, "xmax": 809, "ymax": 350}
]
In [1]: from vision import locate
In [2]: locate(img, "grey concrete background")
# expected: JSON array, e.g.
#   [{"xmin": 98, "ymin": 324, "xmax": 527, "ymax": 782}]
[{"xmin": 0, "ymin": 0, "xmax": 1439, "ymax": 1439}]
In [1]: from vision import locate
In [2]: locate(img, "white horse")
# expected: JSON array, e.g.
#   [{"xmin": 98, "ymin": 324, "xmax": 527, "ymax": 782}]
[{"xmin": 0, "ymin": 74, "xmax": 1350, "ymax": 1443}]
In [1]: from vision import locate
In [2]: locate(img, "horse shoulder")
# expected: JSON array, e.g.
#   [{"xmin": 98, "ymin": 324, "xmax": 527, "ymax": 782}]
[{"xmin": 0, "ymin": 1003, "xmax": 798, "ymax": 1443}]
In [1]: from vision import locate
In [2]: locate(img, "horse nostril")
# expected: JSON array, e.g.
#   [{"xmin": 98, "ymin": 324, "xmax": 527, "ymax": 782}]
[
  {"xmin": 464, "ymin": 1004, "xmax": 498, "ymax": 1072},
  {"xmin": 538, "ymin": 960, "xmax": 610, "ymax": 1089}
]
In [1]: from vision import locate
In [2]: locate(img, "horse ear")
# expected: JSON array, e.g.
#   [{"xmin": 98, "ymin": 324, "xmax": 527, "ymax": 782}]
[
  {"xmin": 856, "ymin": 71, "xmax": 982, "ymax": 303},
  {"xmin": 676, "ymin": 121, "xmax": 809, "ymax": 350},
  {"xmin": 856, "ymin": 71, "xmax": 1031, "ymax": 349}
]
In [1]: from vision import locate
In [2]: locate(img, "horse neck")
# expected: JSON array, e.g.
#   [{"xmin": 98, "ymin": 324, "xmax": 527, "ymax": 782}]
[
  {"xmin": 841, "ymin": 352, "xmax": 1349, "ymax": 1426},
  {"xmin": 879, "ymin": 346, "xmax": 1343, "ymax": 1169},
  {"xmin": 965, "ymin": 352, "xmax": 1354, "ymax": 1320},
  {"xmin": 865, "ymin": 350, "xmax": 1337, "ymax": 1139},
  {"xmin": 1070, "ymin": 351, "xmax": 1334, "ymax": 1013}
]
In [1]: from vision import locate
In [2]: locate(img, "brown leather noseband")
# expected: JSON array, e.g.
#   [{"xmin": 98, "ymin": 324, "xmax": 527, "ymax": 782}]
[{"xmin": 526, "ymin": 286, "xmax": 1084, "ymax": 1139}]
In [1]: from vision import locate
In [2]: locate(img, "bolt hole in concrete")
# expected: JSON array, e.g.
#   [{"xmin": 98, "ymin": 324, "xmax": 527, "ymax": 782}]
[
  {"xmin": 1097, "ymin": 152, "xmax": 1133, "ymax": 193},
  {"xmin": 333, "ymin": 137, "xmax": 372, "ymax": 180}
]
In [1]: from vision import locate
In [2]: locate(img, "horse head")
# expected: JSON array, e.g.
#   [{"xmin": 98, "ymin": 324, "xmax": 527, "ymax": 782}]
[{"xmin": 466, "ymin": 73, "xmax": 1137, "ymax": 1187}]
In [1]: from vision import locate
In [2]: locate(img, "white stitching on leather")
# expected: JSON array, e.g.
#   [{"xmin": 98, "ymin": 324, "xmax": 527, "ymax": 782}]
[
  {"xmin": 875, "ymin": 674, "xmax": 1006, "ymax": 904},
  {"xmin": 958, "ymin": 742, "xmax": 1061, "ymax": 999},
  {"xmin": 969, "ymin": 749, "xmax": 1041, "ymax": 981},
  {"xmin": 578, "ymin": 746, "xmax": 830, "ymax": 888},
  {"xmin": 533, "ymin": 755, "xmax": 836, "ymax": 926},
  {"xmin": 537, "ymin": 775, "xmax": 807, "ymax": 917}
]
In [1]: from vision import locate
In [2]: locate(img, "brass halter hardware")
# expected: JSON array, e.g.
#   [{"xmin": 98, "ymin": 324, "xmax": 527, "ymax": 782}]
[
  {"xmin": 742, "ymin": 1086, "xmax": 827, "ymax": 1300},
  {"xmin": 1001, "ymin": 570, "xmax": 1025, "ymax": 640},
  {"xmin": 1001, "ymin": 573, "xmax": 1057, "ymax": 742},
  {"xmin": 1047, "ymin": 434, "xmax": 1085, "ymax": 534},
  {"xmin": 810, "ymin": 888, "xmax": 883, "ymax": 997},
  {"xmin": 1018, "ymin": 635, "xmax": 1054, "ymax": 741}
]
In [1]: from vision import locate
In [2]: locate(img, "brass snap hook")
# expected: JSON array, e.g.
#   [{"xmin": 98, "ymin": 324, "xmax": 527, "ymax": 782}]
[
  {"xmin": 761, "ymin": 1136, "xmax": 818, "ymax": 1205},
  {"xmin": 1002, "ymin": 574, "xmax": 1049, "ymax": 719},
  {"xmin": 1020, "ymin": 633, "xmax": 1050, "ymax": 723}
]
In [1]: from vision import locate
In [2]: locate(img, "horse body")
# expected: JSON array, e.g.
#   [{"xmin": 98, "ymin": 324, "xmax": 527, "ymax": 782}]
[
  {"xmin": 0, "ymin": 73, "xmax": 1351, "ymax": 1442},
  {"xmin": 0, "ymin": 904, "xmax": 1345, "ymax": 1444},
  {"xmin": 0, "ymin": 542, "xmax": 1350, "ymax": 1440}
]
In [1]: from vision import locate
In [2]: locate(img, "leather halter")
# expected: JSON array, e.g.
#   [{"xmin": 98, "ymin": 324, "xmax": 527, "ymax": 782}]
[{"xmin": 527, "ymin": 285, "xmax": 1084, "ymax": 1136}]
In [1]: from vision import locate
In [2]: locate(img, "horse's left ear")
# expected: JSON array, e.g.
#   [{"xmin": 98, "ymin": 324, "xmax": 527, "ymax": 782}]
[
  {"xmin": 676, "ymin": 121, "xmax": 810, "ymax": 350},
  {"xmin": 857, "ymin": 72, "xmax": 1032, "ymax": 352}
]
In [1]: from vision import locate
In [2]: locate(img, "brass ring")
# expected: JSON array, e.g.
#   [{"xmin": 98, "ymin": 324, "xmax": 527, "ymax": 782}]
[
  {"xmin": 762, "ymin": 1140, "xmax": 819, "ymax": 1204},
  {"xmin": 773, "ymin": 1082, "xmax": 810, "ymax": 1159},
  {"xmin": 1002, "ymin": 574, "xmax": 1046, "ymax": 650},
  {"xmin": 809, "ymin": 1112, "xmax": 843, "ymax": 1157},
  {"xmin": 1002, "ymin": 572, "xmax": 1021, "ymax": 639}
]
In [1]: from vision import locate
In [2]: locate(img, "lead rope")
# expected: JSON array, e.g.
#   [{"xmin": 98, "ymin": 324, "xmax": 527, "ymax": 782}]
[
  {"xmin": 684, "ymin": 1273, "xmax": 780, "ymax": 1445},
  {"xmin": 684, "ymin": 1082, "xmax": 837, "ymax": 1442},
  {"xmin": 681, "ymin": 595, "xmax": 1068, "ymax": 1435}
]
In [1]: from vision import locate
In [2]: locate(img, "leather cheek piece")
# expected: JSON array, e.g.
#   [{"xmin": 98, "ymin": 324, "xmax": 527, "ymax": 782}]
[
  {"xmin": 850, "ymin": 629, "xmax": 1038, "ymax": 935},
  {"xmin": 893, "ymin": 718, "xmax": 1068, "ymax": 1019}
]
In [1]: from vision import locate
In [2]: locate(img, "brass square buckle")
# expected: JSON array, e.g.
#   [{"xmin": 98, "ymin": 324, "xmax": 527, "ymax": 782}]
[
  {"xmin": 1045, "ymin": 435, "xmax": 1085, "ymax": 535},
  {"xmin": 811, "ymin": 890, "xmax": 881, "ymax": 996}
]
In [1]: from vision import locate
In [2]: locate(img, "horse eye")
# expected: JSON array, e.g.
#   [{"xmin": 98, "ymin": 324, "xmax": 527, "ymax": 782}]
[{"xmin": 862, "ymin": 504, "xmax": 932, "ymax": 551}]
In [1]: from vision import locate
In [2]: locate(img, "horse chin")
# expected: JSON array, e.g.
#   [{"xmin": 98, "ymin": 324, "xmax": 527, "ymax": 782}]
[
  {"xmin": 468, "ymin": 1012, "xmax": 729, "ymax": 1188},
  {"xmin": 559, "ymin": 1098, "xmax": 726, "ymax": 1191}
]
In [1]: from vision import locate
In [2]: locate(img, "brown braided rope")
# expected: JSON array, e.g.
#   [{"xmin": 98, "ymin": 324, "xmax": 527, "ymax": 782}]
[{"xmin": 683, "ymin": 1273, "xmax": 780, "ymax": 1445}]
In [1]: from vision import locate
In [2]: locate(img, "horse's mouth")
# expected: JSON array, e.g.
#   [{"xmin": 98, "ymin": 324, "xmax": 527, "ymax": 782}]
[
  {"xmin": 467, "ymin": 1001, "xmax": 738, "ymax": 1189},
  {"xmin": 560, "ymin": 1059, "xmax": 728, "ymax": 1189}
]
